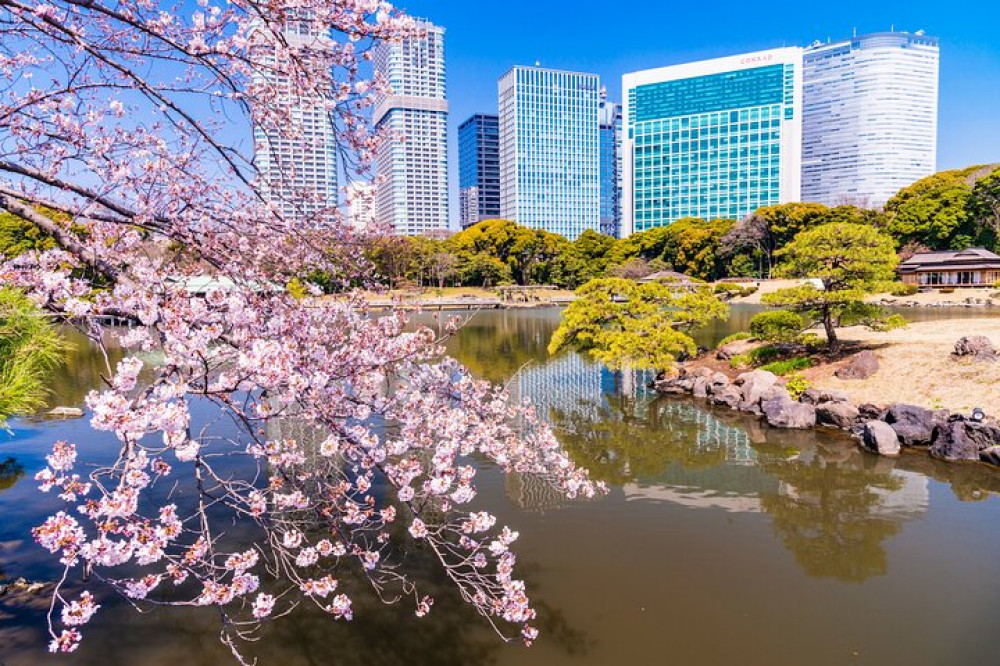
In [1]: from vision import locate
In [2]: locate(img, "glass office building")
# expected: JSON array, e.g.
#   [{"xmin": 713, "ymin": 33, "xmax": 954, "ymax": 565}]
[
  {"xmin": 802, "ymin": 31, "xmax": 939, "ymax": 208},
  {"xmin": 599, "ymin": 93, "xmax": 623, "ymax": 238},
  {"xmin": 499, "ymin": 66, "xmax": 600, "ymax": 240},
  {"xmin": 622, "ymin": 48, "xmax": 803, "ymax": 235},
  {"xmin": 458, "ymin": 113, "xmax": 501, "ymax": 228},
  {"xmin": 372, "ymin": 20, "xmax": 449, "ymax": 236}
]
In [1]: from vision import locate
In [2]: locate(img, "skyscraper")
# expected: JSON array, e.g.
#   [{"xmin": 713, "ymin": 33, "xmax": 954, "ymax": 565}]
[
  {"xmin": 458, "ymin": 113, "xmax": 501, "ymax": 228},
  {"xmin": 802, "ymin": 31, "xmax": 939, "ymax": 208},
  {"xmin": 372, "ymin": 20, "xmax": 449, "ymax": 235},
  {"xmin": 251, "ymin": 20, "xmax": 339, "ymax": 221},
  {"xmin": 598, "ymin": 91, "xmax": 623, "ymax": 238},
  {"xmin": 345, "ymin": 182, "xmax": 375, "ymax": 231},
  {"xmin": 498, "ymin": 66, "xmax": 600, "ymax": 240},
  {"xmin": 622, "ymin": 48, "xmax": 803, "ymax": 235}
]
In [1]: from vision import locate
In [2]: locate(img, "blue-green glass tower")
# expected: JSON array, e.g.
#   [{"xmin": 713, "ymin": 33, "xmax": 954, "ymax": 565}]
[{"xmin": 622, "ymin": 48, "xmax": 802, "ymax": 235}]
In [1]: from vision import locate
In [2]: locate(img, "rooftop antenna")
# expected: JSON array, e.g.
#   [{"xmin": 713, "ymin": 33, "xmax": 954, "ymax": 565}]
[
  {"xmin": 852, "ymin": 26, "xmax": 857, "ymax": 37},
  {"xmin": 534, "ymin": 60, "xmax": 541, "ymax": 67}
]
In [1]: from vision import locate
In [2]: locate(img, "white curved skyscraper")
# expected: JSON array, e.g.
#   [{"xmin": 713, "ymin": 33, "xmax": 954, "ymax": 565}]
[{"xmin": 802, "ymin": 31, "xmax": 939, "ymax": 208}]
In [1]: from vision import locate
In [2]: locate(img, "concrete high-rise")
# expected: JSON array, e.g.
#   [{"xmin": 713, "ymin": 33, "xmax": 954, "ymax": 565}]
[
  {"xmin": 499, "ymin": 66, "xmax": 600, "ymax": 240},
  {"xmin": 251, "ymin": 20, "xmax": 339, "ymax": 221},
  {"xmin": 458, "ymin": 113, "xmax": 501, "ymax": 228},
  {"xmin": 372, "ymin": 20, "xmax": 449, "ymax": 235},
  {"xmin": 802, "ymin": 31, "xmax": 939, "ymax": 208},
  {"xmin": 599, "ymin": 91, "xmax": 623, "ymax": 238},
  {"xmin": 622, "ymin": 48, "xmax": 803, "ymax": 235}
]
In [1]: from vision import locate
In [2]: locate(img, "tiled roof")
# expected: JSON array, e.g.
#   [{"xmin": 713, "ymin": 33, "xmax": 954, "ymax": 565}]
[{"xmin": 899, "ymin": 248, "xmax": 1000, "ymax": 270}]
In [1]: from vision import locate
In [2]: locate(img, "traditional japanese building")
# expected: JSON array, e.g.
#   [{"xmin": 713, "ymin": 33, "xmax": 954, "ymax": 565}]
[{"xmin": 898, "ymin": 248, "xmax": 1000, "ymax": 287}]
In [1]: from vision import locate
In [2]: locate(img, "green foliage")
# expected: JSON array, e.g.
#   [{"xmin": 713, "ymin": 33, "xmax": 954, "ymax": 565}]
[
  {"xmin": 713, "ymin": 282, "xmax": 757, "ymax": 298},
  {"xmin": 883, "ymin": 165, "xmax": 1000, "ymax": 251},
  {"xmin": 749, "ymin": 310, "xmax": 805, "ymax": 343},
  {"xmin": 869, "ymin": 314, "xmax": 908, "ymax": 332},
  {"xmin": 797, "ymin": 332, "xmax": 824, "ymax": 350},
  {"xmin": 286, "ymin": 278, "xmax": 308, "ymax": 299},
  {"xmin": 0, "ymin": 288, "xmax": 65, "ymax": 426},
  {"xmin": 764, "ymin": 223, "xmax": 899, "ymax": 346},
  {"xmin": 748, "ymin": 345, "xmax": 782, "ymax": 365},
  {"xmin": 729, "ymin": 353, "xmax": 751, "ymax": 370},
  {"xmin": 784, "ymin": 373, "xmax": 811, "ymax": 401},
  {"xmin": 717, "ymin": 331, "xmax": 751, "ymax": 347},
  {"xmin": 548, "ymin": 278, "xmax": 728, "ymax": 372},
  {"xmin": 759, "ymin": 357, "xmax": 815, "ymax": 376},
  {"xmin": 0, "ymin": 210, "xmax": 57, "ymax": 259},
  {"xmin": 887, "ymin": 282, "xmax": 919, "ymax": 296}
]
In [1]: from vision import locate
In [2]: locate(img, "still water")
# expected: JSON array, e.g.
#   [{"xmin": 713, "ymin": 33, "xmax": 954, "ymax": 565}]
[{"xmin": 2, "ymin": 306, "xmax": 1000, "ymax": 665}]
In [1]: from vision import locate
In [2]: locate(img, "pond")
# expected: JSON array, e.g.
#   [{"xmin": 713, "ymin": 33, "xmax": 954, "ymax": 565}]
[{"xmin": 2, "ymin": 306, "xmax": 1000, "ymax": 665}]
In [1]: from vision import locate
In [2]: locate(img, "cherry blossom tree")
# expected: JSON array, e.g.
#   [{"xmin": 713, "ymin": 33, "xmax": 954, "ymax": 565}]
[{"xmin": 0, "ymin": 1, "xmax": 604, "ymax": 660}]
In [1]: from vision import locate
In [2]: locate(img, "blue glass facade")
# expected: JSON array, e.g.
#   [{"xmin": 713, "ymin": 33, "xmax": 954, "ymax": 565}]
[
  {"xmin": 499, "ymin": 67, "xmax": 600, "ymax": 240},
  {"xmin": 458, "ymin": 113, "xmax": 501, "ymax": 228},
  {"xmin": 599, "ymin": 99, "xmax": 622, "ymax": 237},
  {"xmin": 624, "ymin": 51, "xmax": 802, "ymax": 235}
]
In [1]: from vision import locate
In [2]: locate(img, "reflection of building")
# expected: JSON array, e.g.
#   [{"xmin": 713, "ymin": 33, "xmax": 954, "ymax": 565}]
[
  {"xmin": 251, "ymin": 20, "xmax": 339, "ymax": 220},
  {"xmin": 658, "ymin": 401, "xmax": 757, "ymax": 464},
  {"xmin": 802, "ymin": 31, "xmax": 939, "ymax": 208},
  {"xmin": 499, "ymin": 66, "xmax": 601, "ymax": 240},
  {"xmin": 622, "ymin": 48, "xmax": 803, "ymax": 235},
  {"xmin": 373, "ymin": 20, "xmax": 450, "ymax": 235},
  {"xmin": 458, "ymin": 113, "xmax": 501, "ymax": 228}
]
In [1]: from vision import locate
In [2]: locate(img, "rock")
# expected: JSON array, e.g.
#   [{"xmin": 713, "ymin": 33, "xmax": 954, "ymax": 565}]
[
  {"xmin": 816, "ymin": 401, "xmax": 860, "ymax": 429},
  {"xmin": 885, "ymin": 403, "xmax": 935, "ymax": 446},
  {"xmin": 759, "ymin": 385, "xmax": 791, "ymax": 403},
  {"xmin": 861, "ymin": 420, "xmax": 901, "ymax": 456},
  {"xmin": 735, "ymin": 370, "xmax": 778, "ymax": 410},
  {"xmin": 692, "ymin": 376, "xmax": 710, "ymax": 398},
  {"xmin": 857, "ymin": 403, "xmax": 887, "ymax": 421},
  {"xmin": 929, "ymin": 420, "xmax": 1000, "ymax": 462},
  {"xmin": 709, "ymin": 372, "xmax": 730, "ymax": 388},
  {"xmin": 818, "ymin": 389, "xmax": 851, "ymax": 403},
  {"xmin": 799, "ymin": 388, "xmax": 823, "ymax": 405},
  {"xmin": 47, "ymin": 406, "xmax": 84, "ymax": 418},
  {"xmin": 715, "ymin": 343, "xmax": 740, "ymax": 360},
  {"xmin": 980, "ymin": 445, "xmax": 1000, "ymax": 466},
  {"xmin": 709, "ymin": 385, "xmax": 742, "ymax": 408},
  {"xmin": 835, "ymin": 351, "xmax": 880, "ymax": 380},
  {"xmin": 952, "ymin": 335, "xmax": 997, "ymax": 361},
  {"xmin": 690, "ymin": 366, "xmax": 713, "ymax": 378},
  {"xmin": 761, "ymin": 397, "xmax": 816, "ymax": 429}
]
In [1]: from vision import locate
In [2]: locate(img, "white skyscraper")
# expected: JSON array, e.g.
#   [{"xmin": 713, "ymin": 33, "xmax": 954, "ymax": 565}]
[
  {"xmin": 251, "ymin": 20, "xmax": 339, "ymax": 220},
  {"xmin": 499, "ymin": 66, "xmax": 601, "ymax": 240},
  {"xmin": 802, "ymin": 31, "xmax": 939, "ymax": 208},
  {"xmin": 622, "ymin": 48, "xmax": 803, "ymax": 236},
  {"xmin": 345, "ymin": 182, "xmax": 375, "ymax": 231},
  {"xmin": 373, "ymin": 20, "xmax": 449, "ymax": 235}
]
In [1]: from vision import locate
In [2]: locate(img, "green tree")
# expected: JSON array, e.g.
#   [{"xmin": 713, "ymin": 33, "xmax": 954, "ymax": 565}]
[
  {"xmin": 762, "ymin": 223, "xmax": 899, "ymax": 347},
  {"xmin": 659, "ymin": 217, "xmax": 735, "ymax": 281},
  {"xmin": 0, "ymin": 210, "xmax": 57, "ymax": 258},
  {"xmin": 0, "ymin": 288, "xmax": 65, "ymax": 427},
  {"xmin": 551, "ymin": 229, "xmax": 618, "ymax": 288},
  {"xmin": 883, "ymin": 165, "xmax": 1000, "ymax": 251},
  {"xmin": 548, "ymin": 277, "xmax": 728, "ymax": 373},
  {"xmin": 971, "ymin": 166, "xmax": 1000, "ymax": 240},
  {"xmin": 721, "ymin": 203, "xmax": 833, "ymax": 277}
]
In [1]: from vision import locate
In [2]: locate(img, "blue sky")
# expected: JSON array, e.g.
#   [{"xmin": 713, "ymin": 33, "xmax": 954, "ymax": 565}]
[{"xmin": 395, "ymin": 0, "xmax": 1000, "ymax": 227}]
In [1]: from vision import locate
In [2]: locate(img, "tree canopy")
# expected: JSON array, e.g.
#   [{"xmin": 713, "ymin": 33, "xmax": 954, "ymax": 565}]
[
  {"xmin": 549, "ymin": 277, "xmax": 728, "ymax": 372},
  {"xmin": 0, "ymin": 288, "xmax": 64, "ymax": 428},
  {"xmin": 763, "ymin": 223, "xmax": 899, "ymax": 346}
]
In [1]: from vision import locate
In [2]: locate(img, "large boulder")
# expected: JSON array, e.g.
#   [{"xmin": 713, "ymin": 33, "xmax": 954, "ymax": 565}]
[
  {"xmin": 980, "ymin": 446, "xmax": 1000, "ymax": 466},
  {"xmin": 735, "ymin": 370, "xmax": 778, "ymax": 410},
  {"xmin": 861, "ymin": 420, "xmax": 901, "ymax": 456},
  {"xmin": 709, "ymin": 385, "xmax": 742, "ymax": 409},
  {"xmin": 952, "ymin": 335, "xmax": 997, "ymax": 362},
  {"xmin": 816, "ymin": 401, "xmax": 860, "ymax": 429},
  {"xmin": 929, "ymin": 420, "xmax": 1000, "ymax": 462},
  {"xmin": 692, "ymin": 376, "xmax": 710, "ymax": 398},
  {"xmin": 761, "ymin": 397, "xmax": 816, "ymax": 429},
  {"xmin": 857, "ymin": 403, "xmax": 887, "ymax": 421},
  {"xmin": 799, "ymin": 388, "xmax": 851, "ymax": 405},
  {"xmin": 708, "ymin": 372, "xmax": 730, "ymax": 390},
  {"xmin": 835, "ymin": 350, "xmax": 880, "ymax": 380},
  {"xmin": 885, "ymin": 403, "xmax": 936, "ymax": 446}
]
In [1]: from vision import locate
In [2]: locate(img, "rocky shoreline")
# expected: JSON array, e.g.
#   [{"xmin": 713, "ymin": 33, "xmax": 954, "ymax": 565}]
[{"xmin": 654, "ymin": 365, "xmax": 1000, "ymax": 467}]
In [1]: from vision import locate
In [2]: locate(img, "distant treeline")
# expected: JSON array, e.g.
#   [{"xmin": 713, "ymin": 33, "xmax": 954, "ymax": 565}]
[{"xmin": 353, "ymin": 164, "xmax": 1000, "ymax": 290}]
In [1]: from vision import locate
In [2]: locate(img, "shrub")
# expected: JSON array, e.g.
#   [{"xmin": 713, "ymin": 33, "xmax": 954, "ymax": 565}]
[
  {"xmin": 749, "ymin": 310, "xmax": 805, "ymax": 343},
  {"xmin": 868, "ymin": 313, "xmax": 908, "ymax": 332},
  {"xmin": 729, "ymin": 353, "xmax": 751, "ymax": 369},
  {"xmin": 760, "ymin": 357, "xmax": 815, "ymax": 375},
  {"xmin": 717, "ymin": 331, "xmax": 751, "ymax": 347},
  {"xmin": 797, "ymin": 332, "xmax": 824, "ymax": 350},
  {"xmin": 784, "ymin": 373, "xmax": 811, "ymax": 401},
  {"xmin": 747, "ymin": 345, "xmax": 782, "ymax": 365},
  {"xmin": 888, "ymin": 282, "xmax": 919, "ymax": 296}
]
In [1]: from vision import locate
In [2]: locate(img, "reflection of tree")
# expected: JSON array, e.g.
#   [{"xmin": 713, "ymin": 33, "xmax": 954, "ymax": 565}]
[
  {"xmin": 437, "ymin": 310, "xmax": 554, "ymax": 383},
  {"xmin": 0, "ymin": 456, "xmax": 24, "ymax": 491},
  {"xmin": 759, "ymin": 455, "xmax": 904, "ymax": 582},
  {"xmin": 552, "ymin": 393, "xmax": 730, "ymax": 486},
  {"xmin": 47, "ymin": 327, "xmax": 126, "ymax": 409}
]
